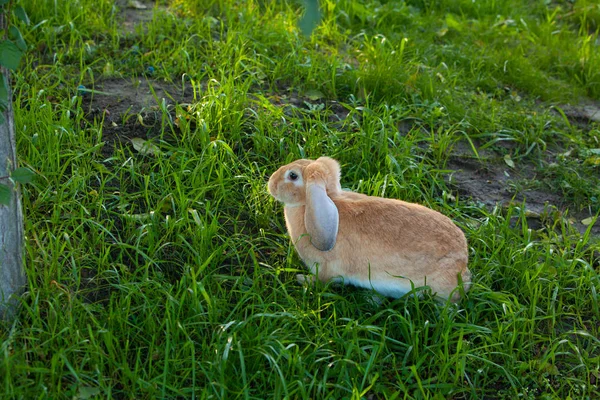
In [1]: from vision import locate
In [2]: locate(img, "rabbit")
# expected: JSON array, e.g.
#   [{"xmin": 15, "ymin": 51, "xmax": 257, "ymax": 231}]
[{"xmin": 268, "ymin": 156, "xmax": 471, "ymax": 302}]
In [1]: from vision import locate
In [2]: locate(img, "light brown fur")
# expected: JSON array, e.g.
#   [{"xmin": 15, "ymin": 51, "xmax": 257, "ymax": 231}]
[{"xmin": 268, "ymin": 157, "xmax": 471, "ymax": 302}]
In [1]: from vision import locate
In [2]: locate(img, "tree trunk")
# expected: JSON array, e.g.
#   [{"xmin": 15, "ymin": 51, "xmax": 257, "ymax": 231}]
[{"xmin": 0, "ymin": 11, "xmax": 26, "ymax": 321}]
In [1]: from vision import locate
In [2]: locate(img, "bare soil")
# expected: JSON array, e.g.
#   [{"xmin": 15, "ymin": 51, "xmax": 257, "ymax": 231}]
[
  {"xmin": 117, "ymin": 0, "xmax": 167, "ymax": 34},
  {"xmin": 446, "ymin": 139, "xmax": 599, "ymax": 235},
  {"xmin": 560, "ymin": 102, "xmax": 600, "ymax": 124},
  {"xmin": 81, "ymin": 77, "xmax": 195, "ymax": 157}
]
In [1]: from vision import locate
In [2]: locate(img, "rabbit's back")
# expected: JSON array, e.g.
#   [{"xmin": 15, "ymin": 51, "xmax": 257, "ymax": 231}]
[
  {"xmin": 285, "ymin": 192, "xmax": 470, "ymax": 300},
  {"xmin": 333, "ymin": 192, "xmax": 467, "ymax": 257}
]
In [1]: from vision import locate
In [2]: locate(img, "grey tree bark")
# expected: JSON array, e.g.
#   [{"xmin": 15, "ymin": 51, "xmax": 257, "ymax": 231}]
[{"xmin": 0, "ymin": 11, "xmax": 26, "ymax": 320}]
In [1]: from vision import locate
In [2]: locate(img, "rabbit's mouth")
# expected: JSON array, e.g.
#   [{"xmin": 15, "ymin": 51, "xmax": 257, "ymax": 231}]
[
  {"xmin": 268, "ymin": 185, "xmax": 304, "ymax": 207},
  {"xmin": 271, "ymin": 192, "xmax": 302, "ymax": 206}
]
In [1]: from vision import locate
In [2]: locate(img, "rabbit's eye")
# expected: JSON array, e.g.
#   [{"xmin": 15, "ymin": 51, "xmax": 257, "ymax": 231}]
[{"xmin": 288, "ymin": 171, "xmax": 299, "ymax": 181}]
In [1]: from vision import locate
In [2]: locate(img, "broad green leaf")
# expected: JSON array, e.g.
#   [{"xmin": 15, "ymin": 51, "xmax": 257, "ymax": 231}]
[
  {"xmin": 76, "ymin": 386, "xmax": 101, "ymax": 399},
  {"xmin": 131, "ymin": 138, "xmax": 162, "ymax": 156},
  {"xmin": 305, "ymin": 89, "xmax": 324, "ymax": 101},
  {"xmin": 0, "ymin": 0, "xmax": 9, "ymax": 5},
  {"xmin": 0, "ymin": 183, "xmax": 10, "ymax": 205},
  {"xmin": 127, "ymin": 0, "xmax": 147, "ymax": 9},
  {"xmin": 584, "ymin": 155, "xmax": 600, "ymax": 166},
  {"xmin": 14, "ymin": 6, "xmax": 31, "ymax": 25},
  {"xmin": 11, "ymin": 167, "xmax": 35, "ymax": 184},
  {"xmin": 92, "ymin": 161, "xmax": 110, "ymax": 174},
  {"xmin": 0, "ymin": 41, "xmax": 23, "ymax": 71},
  {"xmin": 504, "ymin": 154, "xmax": 515, "ymax": 168},
  {"xmin": 298, "ymin": 0, "xmax": 320, "ymax": 36},
  {"xmin": 445, "ymin": 14, "xmax": 463, "ymax": 32},
  {"xmin": 9, "ymin": 26, "xmax": 27, "ymax": 52},
  {"xmin": 0, "ymin": 72, "xmax": 8, "ymax": 109},
  {"xmin": 581, "ymin": 217, "xmax": 595, "ymax": 226}
]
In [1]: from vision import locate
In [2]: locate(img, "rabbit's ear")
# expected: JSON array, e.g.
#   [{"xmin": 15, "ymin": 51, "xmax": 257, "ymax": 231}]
[{"xmin": 305, "ymin": 181, "xmax": 339, "ymax": 251}]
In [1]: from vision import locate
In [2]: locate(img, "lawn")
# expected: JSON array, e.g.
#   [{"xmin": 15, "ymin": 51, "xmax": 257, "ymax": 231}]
[{"xmin": 1, "ymin": 0, "xmax": 599, "ymax": 398}]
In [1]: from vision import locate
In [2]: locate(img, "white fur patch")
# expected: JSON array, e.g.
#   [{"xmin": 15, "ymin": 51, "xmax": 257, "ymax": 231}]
[
  {"xmin": 339, "ymin": 275, "xmax": 415, "ymax": 298},
  {"xmin": 302, "ymin": 260, "xmax": 419, "ymax": 298}
]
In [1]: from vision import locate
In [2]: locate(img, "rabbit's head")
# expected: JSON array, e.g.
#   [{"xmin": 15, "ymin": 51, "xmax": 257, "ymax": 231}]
[
  {"xmin": 268, "ymin": 157, "xmax": 342, "ymax": 251},
  {"xmin": 268, "ymin": 157, "xmax": 342, "ymax": 205}
]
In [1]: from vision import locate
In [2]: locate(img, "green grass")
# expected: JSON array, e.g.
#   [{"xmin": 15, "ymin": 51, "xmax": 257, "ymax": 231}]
[{"xmin": 1, "ymin": 0, "xmax": 600, "ymax": 398}]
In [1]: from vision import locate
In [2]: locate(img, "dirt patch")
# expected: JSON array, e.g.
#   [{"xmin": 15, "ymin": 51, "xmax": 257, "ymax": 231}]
[
  {"xmin": 447, "ymin": 151, "xmax": 599, "ymax": 236},
  {"xmin": 80, "ymin": 78, "xmax": 195, "ymax": 157},
  {"xmin": 81, "ymin": 78, "xmax": 195, "ymax": 122},
  {"xmin": 559, "ymin": 103, "xmax": 600, "ymax": 124},
  {"xmin": 447, "ymin": 156, "xmax": 552, "ymax": 210},
  {"xmin": 266, "ymin": 86, "xmax": 352, "ymax": 124},
  {"xmin": 117, "ymin": 0, "xmax": 169, "ymax": 34}
]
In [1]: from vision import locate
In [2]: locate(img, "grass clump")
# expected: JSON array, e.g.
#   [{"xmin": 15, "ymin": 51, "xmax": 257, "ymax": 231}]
[{"xmin": 1, "ymin": 0, "xmax": 599, "ymax": 398}]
